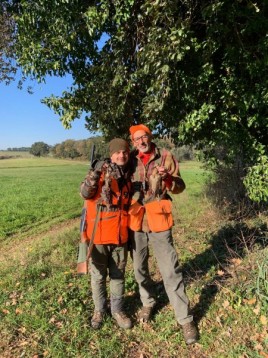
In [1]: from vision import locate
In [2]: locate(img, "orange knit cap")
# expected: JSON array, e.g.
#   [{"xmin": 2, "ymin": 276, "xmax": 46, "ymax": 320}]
[{"xmin": 129, "ymin": 124, "xmax": 152, "ymax": 139}]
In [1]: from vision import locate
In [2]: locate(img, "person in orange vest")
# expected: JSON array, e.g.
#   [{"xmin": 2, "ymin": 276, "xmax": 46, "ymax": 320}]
[
  {"xmin": 80, "ymin": 138, "xmax": 132, "ymax": 330},
  {"xmin": 128, "ymin": 124, "xmax": 198, "ymax": 345}
]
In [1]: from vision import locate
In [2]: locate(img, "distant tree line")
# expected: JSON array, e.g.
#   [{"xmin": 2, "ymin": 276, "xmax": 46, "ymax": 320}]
[
  {"xmin": 5, "ymin": 147, "xmax": 31, "ymax": 152},
  {"xmin": 27, "ymin": 136, "xmax": 194, "ymax": 162},
  {"xmin": 51, "ymin": 137, "xmax": 108, "ymax": 161}
]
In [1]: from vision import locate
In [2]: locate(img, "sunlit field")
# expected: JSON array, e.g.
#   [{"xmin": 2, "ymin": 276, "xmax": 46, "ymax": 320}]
[
  {"xmin": 0, "ymin": 156, "xmax": 267, "ymax": 358},
  {"xmin": 0, "ymin": 157, "xmax": 88, "ymax": 240}
]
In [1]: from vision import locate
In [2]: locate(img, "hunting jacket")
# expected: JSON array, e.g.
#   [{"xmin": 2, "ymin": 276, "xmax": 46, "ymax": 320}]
[
  {"xmin": 128, "ymin": 143, "xmax": 185, "ymax": 232},
  {"xmin": 80, "ymin": 166, "xmax": 132, "ymax": 245}
]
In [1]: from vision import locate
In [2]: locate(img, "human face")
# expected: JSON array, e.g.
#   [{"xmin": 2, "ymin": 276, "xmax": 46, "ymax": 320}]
[
  {"xmin": 132, "ymin": 130, "xmax": 151, "ymax": 153},
  {"xmin": 111, "ymin": 150, "xmax": 129, "ymax": 166}
]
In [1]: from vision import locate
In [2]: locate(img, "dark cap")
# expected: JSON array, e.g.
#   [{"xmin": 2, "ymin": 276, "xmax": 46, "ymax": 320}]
[{"xmin": 109, "ymin": 138, "xmax": 130, "ymax": 156}]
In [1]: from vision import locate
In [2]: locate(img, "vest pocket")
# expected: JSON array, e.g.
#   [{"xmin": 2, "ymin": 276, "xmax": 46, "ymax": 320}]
[
  {"xmin": 144, "ymin": 199, "xmax": 173, "ymax": 232},
  {"xmin": 128, "ymin": 201, "xmax": 145, "ymax": 231}
]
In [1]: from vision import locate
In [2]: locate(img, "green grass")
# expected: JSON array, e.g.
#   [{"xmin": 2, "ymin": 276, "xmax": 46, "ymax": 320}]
[
  {"xmin": 0, "ymin": 157, "xmax": 267, "ymax": 357},
  {"xmin": 173, "ymin": 160, "xmax": 208, "ymax": 226},
  {"xmin": 0, "ymin": 157, "xmax": 88, "ymax": 240}
]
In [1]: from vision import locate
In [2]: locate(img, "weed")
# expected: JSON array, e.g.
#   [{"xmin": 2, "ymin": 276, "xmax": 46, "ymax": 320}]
[{"xmin": 256, "ymin": 257, "xmax": 268, "ymax": 303}]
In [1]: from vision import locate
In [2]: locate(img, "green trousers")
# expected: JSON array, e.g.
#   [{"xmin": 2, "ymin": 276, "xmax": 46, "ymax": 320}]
[
  {"xmin": 90, "ymin": 243, "xmax": 128, "ymax": 314},
  {"xmin": 130, "ymin": 229, "xmax": 193, "ymax": 325}
]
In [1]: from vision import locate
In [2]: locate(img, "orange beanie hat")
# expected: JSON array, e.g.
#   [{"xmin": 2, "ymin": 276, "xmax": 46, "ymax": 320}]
[{"xmin": 129, "ymin": 124, "xmax": 152, "ymax": 139}]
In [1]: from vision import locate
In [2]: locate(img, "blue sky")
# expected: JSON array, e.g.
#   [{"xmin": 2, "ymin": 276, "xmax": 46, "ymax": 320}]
[{"xmin": 0, "ymin": 74, "xmax": 92, "ymax": 150}]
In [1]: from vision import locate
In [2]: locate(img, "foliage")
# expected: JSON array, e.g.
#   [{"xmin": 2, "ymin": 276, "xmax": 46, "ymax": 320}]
[
  {"xmin": 5, "ymin": 147, "xmax": 31, "ymax": 152},
  {"xmin": 30, "ymin": 141, "xmax": 50, "ymax": 157},
  {"xmin": 154, "ymin": 135, "xmax": 195, "ymax": 161},
  {"xmin": 51, "ymin": 135, "xmax": 193, "ymax": 162},
  {"xmin": 0, "ymin": 1, "xmax": 17, "ymax": 84},
  {"xmin": 203, "ymin": 150, "xmax": 268, "ymax": 216},
  {"xmin": 51, "ymin": 136, "xmax": 108, "ymax": 161},
  {"xmin": 244, "ymin": 154, "xmax": 268, "ymax": 203},
  {"xmin": 6, "ymin": 0, "xmax": 268, "ymax": 202}
]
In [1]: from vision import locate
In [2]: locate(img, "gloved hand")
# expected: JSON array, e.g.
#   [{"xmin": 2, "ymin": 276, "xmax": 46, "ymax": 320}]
[
  {"xmin": 81, "ymin": 170, "xmax": 100, "ymax": 199},
  {"xmin": 92, "ymin": 159, "xmax": 110, "ymax": 172},
  {"xmin": 85, "ymin": 170, "xmax": 101, "ymax": 187}
]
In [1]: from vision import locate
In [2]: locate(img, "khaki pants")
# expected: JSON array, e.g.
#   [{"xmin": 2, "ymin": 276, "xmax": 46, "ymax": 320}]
[
  {"xmin": 130, "ymin": 229, "xmax": 193, "ymax": 325},
  {"xmin": 90, "ymin": 243, "xmax": 128, "ymax": 314}
]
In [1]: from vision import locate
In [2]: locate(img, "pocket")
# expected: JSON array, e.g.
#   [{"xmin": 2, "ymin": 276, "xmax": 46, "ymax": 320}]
[
  {"xmin": 128, "ymin": 201, "xmax": 145, "ymax": 231},
  {"xmin": 98, "ymin": 211, "xmax": 120, "ymax": 243},
  {"xmin": 144, "ymin": 199, "xmax": 173, "ymax": 232},
  {"xmin": 87, "ymin": 211, "xmax": 120, "ymax": 244}
]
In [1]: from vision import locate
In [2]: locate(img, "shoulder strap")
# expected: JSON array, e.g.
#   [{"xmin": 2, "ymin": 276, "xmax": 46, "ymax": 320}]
[{"xmin": 86, "ymin": 204, "xmax": 101, "ymax": 259}]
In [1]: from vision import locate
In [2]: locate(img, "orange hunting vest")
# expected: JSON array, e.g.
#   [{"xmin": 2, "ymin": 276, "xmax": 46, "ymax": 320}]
[
  {"xmin": 85, "ymin": 174, "xmax": 131, "ymax": 245},
  {"xmin": 128, "ymin": 199, "xmax": 173, "ymax": 233},
  {"xmin": 128, "ymin": 148, "xmax": 173, "ymax": 233}
]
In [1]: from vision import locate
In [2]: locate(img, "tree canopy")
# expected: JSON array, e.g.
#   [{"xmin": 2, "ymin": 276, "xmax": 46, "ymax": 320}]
[
  {"xmin": 30, "ymin": 142, "xmax": 50, "ymax": 157},
  {"xmin": 0, "ymin": 1, "xmax": 17, "ymax": 84},
  {"xmin": 51, "ymin": 136, "xmax": 108, "ymax": 161},
  {"xmin": 5, "ymin": 0, "xmax": 268, "ymax": 202}
]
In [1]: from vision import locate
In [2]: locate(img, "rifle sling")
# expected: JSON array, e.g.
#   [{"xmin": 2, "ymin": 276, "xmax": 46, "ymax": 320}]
[{"xmin": 87, "ymin": 204, "xmax": 101, "ymax": 259}]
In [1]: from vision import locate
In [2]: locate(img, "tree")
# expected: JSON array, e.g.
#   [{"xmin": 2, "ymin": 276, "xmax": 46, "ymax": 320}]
[
  {"xmin": 9, "ymin": 0, "xmax": 268, "ymax": 202},
  {"xmin": 51, "ymin": 136, "xmax": 107, "ymax": 161},
  {"xmin": 0, "ymin": 1, "xmax": 17, "ymax": 84},
  {"xmin": 30, "ymin": 142, "xmax": 50, "ymax": 157}
]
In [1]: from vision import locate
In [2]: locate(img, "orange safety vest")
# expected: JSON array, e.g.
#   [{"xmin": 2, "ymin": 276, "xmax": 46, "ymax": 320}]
[
  {"xmin": 128, "ymin": 148, "xmax": 174, "ymax": 233},
  {"xmin": 85, "ymin": 173, "xmax": 131, "ymax": 245},
  {"xmin": 128, "ymin": 199, "xmax": 173, "ymax": 233}
]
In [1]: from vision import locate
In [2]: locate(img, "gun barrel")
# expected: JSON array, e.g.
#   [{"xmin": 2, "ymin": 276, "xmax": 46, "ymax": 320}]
[{"xmin": 90, "ymin": 144, "xmax": 96, "ymax": 169}]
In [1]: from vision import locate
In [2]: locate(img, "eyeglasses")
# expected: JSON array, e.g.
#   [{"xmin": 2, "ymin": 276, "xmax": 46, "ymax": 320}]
[{"xmin": 133, "ymin": 134, "xmax": 149, "ymax": 143}]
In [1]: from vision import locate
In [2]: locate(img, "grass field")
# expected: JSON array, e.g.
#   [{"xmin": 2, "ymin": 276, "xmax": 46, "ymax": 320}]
[
  {"xmin": 0, "ymin": 156, "xmax": 267, "ymax": 358},
  {"xmin": 0, "ymin": 157, "xmax": 87, "ymax": 240},
  {"xmin": 0, "ymin": 151, "xmax": 33, "ymax": 159}
]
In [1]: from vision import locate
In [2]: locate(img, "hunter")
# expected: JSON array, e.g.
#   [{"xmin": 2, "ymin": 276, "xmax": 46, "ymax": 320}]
[
  {"xmin": 128, "ymin": 124, "xmax": 198, "ymax": 345},
  {"xmin": 80, "ymin": 138, "xmax": 132, "ymax": 330}
]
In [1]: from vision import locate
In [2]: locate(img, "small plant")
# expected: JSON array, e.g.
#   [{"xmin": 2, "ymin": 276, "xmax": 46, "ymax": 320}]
[{"xmin": 256, "ymin": 258, "xmax": 268, "ymax": 303}]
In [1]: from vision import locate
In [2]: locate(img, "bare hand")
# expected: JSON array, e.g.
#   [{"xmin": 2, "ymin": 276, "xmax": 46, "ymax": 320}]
[{"xmin": 156, "ymin": 165, "xmax": 168, "ymax": 179}]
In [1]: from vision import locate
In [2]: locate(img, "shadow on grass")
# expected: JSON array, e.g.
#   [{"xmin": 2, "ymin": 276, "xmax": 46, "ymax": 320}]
[
  {"xmin": 181, "ymin": 220, "xmax": 268, "ymax": 323},
  {"xmin": 124, "ymin": 221, "xmax": 267, "ymax": 324}
]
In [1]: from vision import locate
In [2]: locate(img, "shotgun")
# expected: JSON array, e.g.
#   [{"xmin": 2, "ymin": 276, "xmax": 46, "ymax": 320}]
[{"xmin": 76, "ymin": 144, "xmax": 96, "ymax": 275}]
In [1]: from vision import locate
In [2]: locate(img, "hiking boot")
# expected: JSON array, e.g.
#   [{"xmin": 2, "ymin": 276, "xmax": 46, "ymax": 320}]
[
  {"xmin": 181, "ymin": 321, "xmax": 198, "ymax": 345},
  {"xmin": 91, "ymin": 311, "xmax": 105, "ymax": 330},
  {"xmin": 137, "ymin": 306, "xmax": 154, "ymax": 323},
  {"xmin": 112, "ymin": 311, "xmax": 132, "ymax": 329}
]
